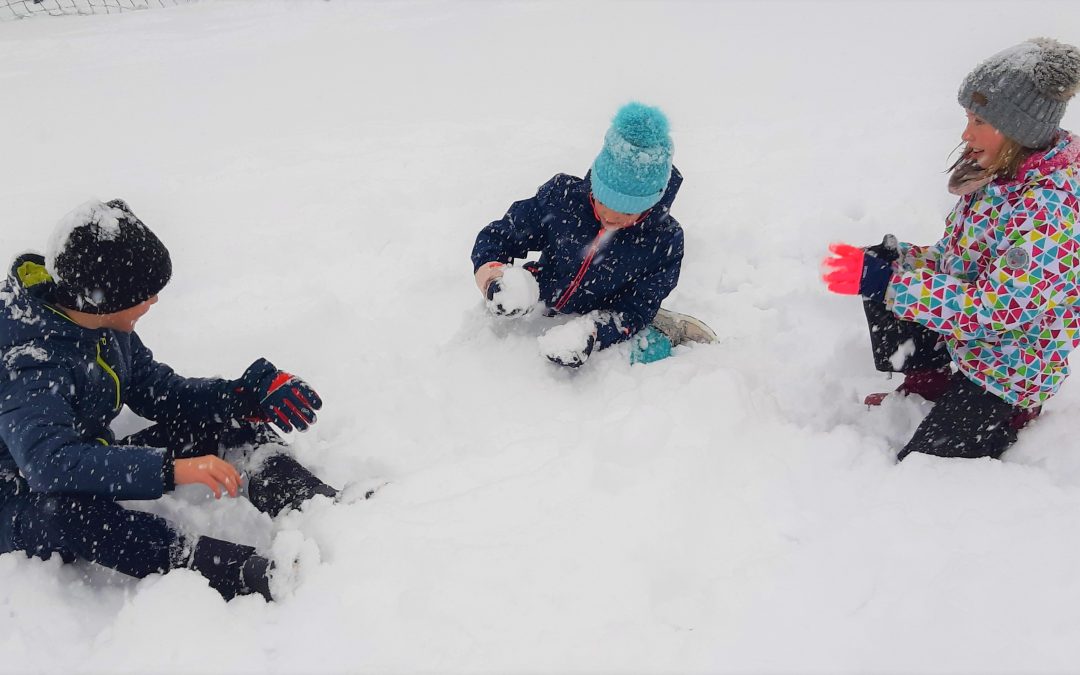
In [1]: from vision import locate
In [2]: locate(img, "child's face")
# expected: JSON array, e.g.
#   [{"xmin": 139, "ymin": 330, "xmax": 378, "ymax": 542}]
[
  {"xmin": 101, "ymin": 295, "xmax": 158, "ymax": 333},
  {"xmin": 961, "ymin": 110, "xmax": 1006, "ymax": 169},
  {"xmin": 591, "ymin": 197, "xmax": 645, "ymax": 230}
]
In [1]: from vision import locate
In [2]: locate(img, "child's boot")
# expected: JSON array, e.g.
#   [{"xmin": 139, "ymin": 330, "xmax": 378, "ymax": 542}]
[
  {"xmin": 651, "ymin": 307, "xmax": 718, "ymax": 346},
  {"xmin": 864, "ymin": 367, "xmax": 953, "ymax": 406},
  {"xmin": 245, "ymin": 453, "xmax": 338, "ymax": 517},
  {"xmin": 629, "ymin": 326, "xmax": 673, "ymax": 364},
  {"xmin": 1009, "ymin": 404, "xmax": 1042, "ymax": 431},
  {"xmin": 186, "ymin": 535, "xmax": 273, "ymax": 601}
]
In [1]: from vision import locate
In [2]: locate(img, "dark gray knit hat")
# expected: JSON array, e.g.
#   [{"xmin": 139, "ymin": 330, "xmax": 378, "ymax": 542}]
[{"xmin": 958, "ymin": 37, "xmax": 1080, "ymax": 149}]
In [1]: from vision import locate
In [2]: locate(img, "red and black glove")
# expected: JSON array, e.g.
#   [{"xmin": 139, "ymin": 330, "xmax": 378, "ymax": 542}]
[{"xmin": 237, "ymin": 358, "xmax": 323, "ymax": 432}]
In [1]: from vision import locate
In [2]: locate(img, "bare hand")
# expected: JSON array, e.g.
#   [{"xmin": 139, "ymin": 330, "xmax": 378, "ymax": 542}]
[{"xmin": 174, "ymin": 456, "xmax": 242, "ymax": 499}]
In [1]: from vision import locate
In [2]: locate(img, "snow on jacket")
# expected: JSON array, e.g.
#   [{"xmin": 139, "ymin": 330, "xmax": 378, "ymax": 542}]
[
  {"xmin": 0, "ymin": 254, "xmax": 244, "ymax": 499},
  {"xmin": 471, "ymin": 168, "xmax": 685, "ymax": 349},
  {"xmin": 887, "ymin": 132, "xmax": 1080, "ymax": 408}
]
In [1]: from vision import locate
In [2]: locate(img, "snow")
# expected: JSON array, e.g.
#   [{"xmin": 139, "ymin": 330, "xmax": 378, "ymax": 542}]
[
  {"xmin": 485, "ymin": 265, "xmax": 539, "ymax": 316},
  {"xmin": 2, "ymin": 343, "xmax": 49, "ymax": 367},
  {"xmin": 2, "ymin": 1, "xmax": 1080, "ymax": 673},
  {"xmin": 536, "ymin": 313, "xmax": 597, "ymax": 363},
  {"xmin": 44, "ymin": 199, "xmax": 123, "ymax": 283}
]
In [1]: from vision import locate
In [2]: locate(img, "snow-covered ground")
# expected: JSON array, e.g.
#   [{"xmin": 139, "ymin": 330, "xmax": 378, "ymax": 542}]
[{"xmin": 3, "ymin": 1, "xmax": 1080, "ymax": 672}]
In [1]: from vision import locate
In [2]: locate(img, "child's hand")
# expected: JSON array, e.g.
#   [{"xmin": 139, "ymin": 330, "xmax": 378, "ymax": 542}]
[
  {"xmin": 475, "ymin": 262, "xmax": 505, "ymax": 296},
  {"xmin": 236, "ymin": 359, "xmax": 322, "ymax": 433},
  {"xmin": 175, "ymin": 456, "xmax": 242, "ymax": 499},
  {"xmin": 864, "ymin": 234, "xmax": 900, "ymax": 263},
  {"xmin": 485, "ymin": 266, "xmax": 540, "ymax": 317},
  {"xmin": 538, "ymin": 316, "xmax": 598, "ymax": 367},
  {"xmin": 822, "ymin": 242, "xmax": 893, "ymax": 302},
  {"xmin": 821, "ymin": 242, "xmax": 865, "ymax": 295}
]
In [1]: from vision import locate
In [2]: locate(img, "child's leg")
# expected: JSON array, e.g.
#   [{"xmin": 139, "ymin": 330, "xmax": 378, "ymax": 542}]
[
  {"xmin": 120, "ymin": 418, "xmax": 275, "ymax": 459},
  {"xmin": 0, "ymin": 490, "xmax": 183, "ymax": 576},
  {"xmin": 244, "ymin": 453, "xmax": 338, "ymax": 516},
  {"xmin": 120, "ymin": 420, "xmax": 339, "ymax": 516},
  {"xmin": 863, "ymin": 298, "xmax": 951, "ymax": 373},
  {"xmin": 897, "ymin": 372, "xmax": 1018, "ymax": 461},
  {"xmin": 0, "ymin": 486, "xmax": 272, "ymax": 600}
]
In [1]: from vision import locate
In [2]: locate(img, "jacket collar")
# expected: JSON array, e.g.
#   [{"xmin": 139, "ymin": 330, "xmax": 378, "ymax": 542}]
[
  {"xmin": 1015, "ymin": 131, "xmax": 1080, "ymax": 183},
  {"xmin": 3, "ymin": 253, "xmax": 84, "ymax": 337},
  {"xmin": 583, "ymin": 166, "xmax": 683, "ymax": 230}
]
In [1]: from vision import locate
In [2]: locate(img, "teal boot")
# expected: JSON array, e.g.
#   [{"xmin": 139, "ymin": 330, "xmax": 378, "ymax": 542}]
[{"xmin": 629, "ymin": 325, "xmax": 674, "ymax": 364}]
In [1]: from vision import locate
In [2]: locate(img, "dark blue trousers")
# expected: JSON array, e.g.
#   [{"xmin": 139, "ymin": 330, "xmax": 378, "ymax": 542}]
[
  {"xmin": 0, "ymin": 419, "xmax": 335, "ymax": 590},
  {"xmin": 0, "ymin": 473, "xmax": 180, "ymax": 577},
  {"xmin": 863, "ymin": 299, "xmax": 1019, "ymax": 460}
]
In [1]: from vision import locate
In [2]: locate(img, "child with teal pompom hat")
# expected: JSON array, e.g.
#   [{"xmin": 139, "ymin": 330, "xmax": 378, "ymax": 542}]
[{"xmin": 471, "ymin": 102, "xmax": 716, "ymax": 369}]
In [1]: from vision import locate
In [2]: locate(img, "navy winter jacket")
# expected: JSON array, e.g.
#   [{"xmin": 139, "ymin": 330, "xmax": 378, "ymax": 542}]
[
  {"xmin": 0, "ymin": 254, "xmax": 244, "ymax": 500},
  {"xmin": 471, "ymin": 168, "xmax": 685, "ymax": 349}
]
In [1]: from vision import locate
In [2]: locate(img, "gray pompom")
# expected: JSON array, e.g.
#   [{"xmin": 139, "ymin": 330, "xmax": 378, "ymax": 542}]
[{"xmin": 1031, "ymin": 37, "xmax": 1080, "ymax": 101}]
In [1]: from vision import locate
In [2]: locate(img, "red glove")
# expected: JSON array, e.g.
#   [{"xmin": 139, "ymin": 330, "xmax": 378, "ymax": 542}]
[
  {"xmin": 821, "ymin": 242, "xmax": 864, "ymax": 295},
  {"xmin": 237, "ymin": 359, "xmax": 322, "ymax": 433}
]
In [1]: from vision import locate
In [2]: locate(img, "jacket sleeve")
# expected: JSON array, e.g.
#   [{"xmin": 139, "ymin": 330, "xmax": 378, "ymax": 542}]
[
  {"xmin": 124, "ymin": 333, "xmax": 247, "ymax": 426},
  {"xmin": 595, "ymin": 226, "xmax": 685, "ymax": 349},
  {"xmin": 896, "ymin": 238, "xmax": 946, "ymax": 273},
  {"xmin": 888, "ymin": 188, "xmax": 1079, "ymax": 341},
  {"xmin": 0, "ymin": 353, "xmax": 167, "ymax": 499},
  {"xmin": 894, "ymin": 200, "xmax": 965, "ymax": 273},
  {"xmin": 471, "ymin": 175, "xmax": 570, "ymax": 272}
]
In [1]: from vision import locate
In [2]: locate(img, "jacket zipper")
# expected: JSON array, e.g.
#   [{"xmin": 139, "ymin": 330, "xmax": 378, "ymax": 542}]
[
  {"xmin": 554, "ymin": 227, "xmax": 606, "ymax": 312},
  {"xmin": 95, "ymin": 336, "xmax": 121, "ymax": 411}
]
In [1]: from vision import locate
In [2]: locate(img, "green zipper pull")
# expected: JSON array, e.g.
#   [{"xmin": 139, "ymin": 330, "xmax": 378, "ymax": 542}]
[{"xmin": 95, "ymin": 336, "xmax": 122, "ymax": 411}]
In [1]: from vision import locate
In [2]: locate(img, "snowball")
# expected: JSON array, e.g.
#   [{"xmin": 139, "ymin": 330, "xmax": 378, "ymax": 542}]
[{"xmin": 487, "ymin": 265, "xmax": 540, "ymax": 316}]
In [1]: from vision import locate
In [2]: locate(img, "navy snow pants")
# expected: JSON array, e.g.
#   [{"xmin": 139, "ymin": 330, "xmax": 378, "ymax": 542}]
[
  {"xmin": 0, "ymin": 472, "xmax": 181, "ymax": 576},
  {"xmin": 0, "ymin": 419, "xmax": 335, "ymax": 593},
  {"xmin": 863, "ymin": 298, "xmax": 1020, "ymax": 461}
]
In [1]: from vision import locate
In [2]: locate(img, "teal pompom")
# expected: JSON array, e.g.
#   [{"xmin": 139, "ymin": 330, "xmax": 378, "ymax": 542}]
[
  {"xmin": 612, "ymin": 102, "xmax": 671, "ymax": 148},
  {"xmin": 591, "ymin": 101, "xmax": 674, "ymax": 213}
]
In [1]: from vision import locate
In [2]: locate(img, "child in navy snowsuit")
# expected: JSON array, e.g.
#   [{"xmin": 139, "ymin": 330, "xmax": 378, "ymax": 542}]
[
  {"xmin": 471, "ymin": 102, "xmax": 687, "ymax": 367},
  {"xmin": 0, "ymin": 199, "xmax": 337, "ymax": 601}
]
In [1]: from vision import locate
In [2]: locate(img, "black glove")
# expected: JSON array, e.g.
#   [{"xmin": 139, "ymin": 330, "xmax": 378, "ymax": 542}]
[
  {"xmin": 864, "ymin": 234, "xmax": 900, "ymax": 264},
  {"xmin": 545, "ymin": 333, "xmax": 596, "ymax": 368},
  {"xmin": 236, "ymin": 358, "xmax": 323, "ymax": 433},
  {"xmin": 486, "ymin": 278, "xmax": 531, "ymax": 317}
]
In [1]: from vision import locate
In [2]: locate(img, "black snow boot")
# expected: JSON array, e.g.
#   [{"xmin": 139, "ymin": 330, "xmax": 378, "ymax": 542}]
[
  {"xmin": 246, "ymin": 453, "xmax": 338, "ymax": 517},
  {"xmin": 188, "ymin": 536, "xmax": 273, "ymax": 601}
]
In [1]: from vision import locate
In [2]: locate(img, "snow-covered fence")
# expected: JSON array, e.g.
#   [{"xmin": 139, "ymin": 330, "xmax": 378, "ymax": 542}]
[{"xmin": 0, "ymin": 0, "xmax": 194, "ymax": 21}]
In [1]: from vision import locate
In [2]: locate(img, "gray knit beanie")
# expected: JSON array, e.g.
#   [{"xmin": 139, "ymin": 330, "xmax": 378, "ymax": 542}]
[{"xmin": 958, "ymin": 37, "xmax": 1080, "ymax": 149}]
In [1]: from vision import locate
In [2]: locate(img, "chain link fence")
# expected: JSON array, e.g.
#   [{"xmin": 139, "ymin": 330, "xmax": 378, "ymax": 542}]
[{"xmin": 1, "ymin": 0, "xmax": 196, "ymax": 21}]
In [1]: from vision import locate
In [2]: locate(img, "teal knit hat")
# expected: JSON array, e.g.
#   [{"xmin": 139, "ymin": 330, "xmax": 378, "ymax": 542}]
[{"xmin": 590, "ymin": 102, "xmax": 674, "ymax": 214}]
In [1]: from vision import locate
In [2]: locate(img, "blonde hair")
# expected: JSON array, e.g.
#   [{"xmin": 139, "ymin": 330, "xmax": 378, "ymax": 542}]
[
  {"xmin": 982, "ymin": 136, "xmax": 1036, "ymax": 178},
  {"xmin": 951, "ymin": 91, "xmax": 1038, "ymax": 179}
]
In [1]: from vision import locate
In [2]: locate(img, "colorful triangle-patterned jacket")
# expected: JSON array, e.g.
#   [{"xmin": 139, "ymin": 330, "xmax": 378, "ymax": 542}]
[{"xmin": 887, "ymin": 132, "xmax": 1080, "ymax": 409}]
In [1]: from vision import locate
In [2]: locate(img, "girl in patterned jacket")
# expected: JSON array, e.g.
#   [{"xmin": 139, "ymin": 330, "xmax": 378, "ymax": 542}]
[{"xmin": 822, "ymin": 38, "xmax": 1080, "ymax": 461}]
